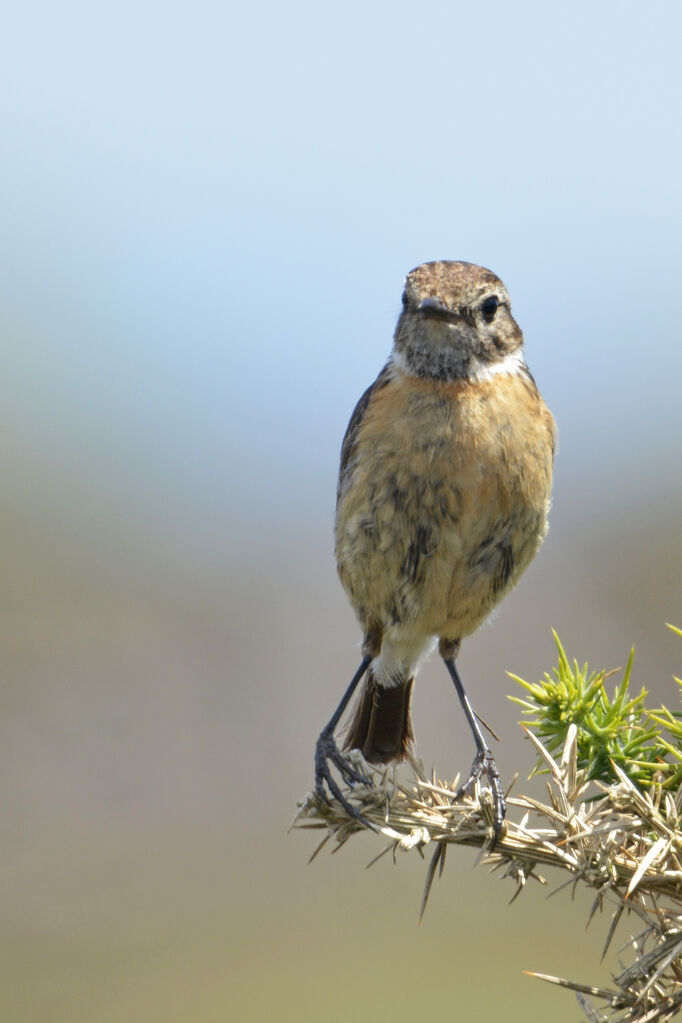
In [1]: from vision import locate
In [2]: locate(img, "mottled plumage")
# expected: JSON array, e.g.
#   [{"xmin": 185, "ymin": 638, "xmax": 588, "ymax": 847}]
[{"xmin": 337, "ymin": 368, "xmax": 554, "ymax": 653}]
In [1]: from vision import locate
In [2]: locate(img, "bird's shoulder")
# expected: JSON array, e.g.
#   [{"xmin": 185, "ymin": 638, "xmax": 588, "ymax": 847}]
[{"xmin": 338, "ymin": 362, "xmax": 394, "ymax": 494}]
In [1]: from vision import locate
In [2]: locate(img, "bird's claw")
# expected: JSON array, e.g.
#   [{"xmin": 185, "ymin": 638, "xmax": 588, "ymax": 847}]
[
  {"xmin": 314, "ymin": 728, "xmax": 373, "ymax": 826},
  {"xmin": 454, "ymin": 749, "xmax": 506, "ymax": 846}
]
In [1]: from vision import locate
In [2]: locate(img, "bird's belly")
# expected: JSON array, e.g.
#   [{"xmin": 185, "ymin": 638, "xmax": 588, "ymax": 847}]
[{"xmin": 338, "ymin": 474, "xmax": 546, "ymax": 641}]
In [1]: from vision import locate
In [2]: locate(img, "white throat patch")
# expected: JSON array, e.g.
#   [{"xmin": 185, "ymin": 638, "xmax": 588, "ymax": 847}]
[
  {"xmin": 391, "ymin": 345, "xmax": 526, "ymax": 383},
  {"xmin": 466, "ymin": 348, "xmax": 526, "ymax": 383}
]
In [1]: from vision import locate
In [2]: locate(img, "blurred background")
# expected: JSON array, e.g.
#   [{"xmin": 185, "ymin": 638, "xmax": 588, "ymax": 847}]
[{"xmin": 1, "ymin": 1, "xmax": 681, "ymax": 1020}]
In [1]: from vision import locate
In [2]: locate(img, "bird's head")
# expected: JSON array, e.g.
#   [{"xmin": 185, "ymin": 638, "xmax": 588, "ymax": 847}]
[{"xmin": 393, "ymin": 261, "xmax": 524, "ymax": 381}]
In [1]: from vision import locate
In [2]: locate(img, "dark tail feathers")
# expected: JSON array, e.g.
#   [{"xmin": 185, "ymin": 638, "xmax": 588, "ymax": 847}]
[{"xmin": 343, "ymin": 669, "xmax": 414, "ymax": 764}]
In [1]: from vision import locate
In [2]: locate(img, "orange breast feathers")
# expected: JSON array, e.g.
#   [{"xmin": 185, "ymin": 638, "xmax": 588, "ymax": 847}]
[
  {"xmin": 335, "ymin": 368, "xmax": 555, "ymax": 639},
  {"xmin": 352, "ymin": 370, "xmax": 554, "ymax": 500}
]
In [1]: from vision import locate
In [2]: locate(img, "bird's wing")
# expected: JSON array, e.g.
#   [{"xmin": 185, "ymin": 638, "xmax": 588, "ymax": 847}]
[{"xmin": 337, "ymin": 362, "xmax": 393, "ymax": 502}]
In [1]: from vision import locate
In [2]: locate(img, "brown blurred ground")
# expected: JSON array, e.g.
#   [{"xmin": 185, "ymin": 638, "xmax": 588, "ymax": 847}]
[{"xmin": 0, "ymin": 475, "xmax": 680, "ymax": 1022}]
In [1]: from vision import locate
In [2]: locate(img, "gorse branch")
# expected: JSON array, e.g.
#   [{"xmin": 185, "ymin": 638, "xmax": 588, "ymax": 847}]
[
  {"xmin": 512, "ymin": 628, "xmax": 682, "ymax": 792},
  {"xmin": 293, "ymin": 627, "xmax": 682, "ymax": 1023}
]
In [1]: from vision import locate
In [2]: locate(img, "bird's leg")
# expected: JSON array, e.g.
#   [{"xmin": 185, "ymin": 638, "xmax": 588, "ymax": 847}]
[
  {"xmin": 441, "ymin": 653, "xmax": 506, "ymax": 843},
  {"xmin": 315, "ymin": 655, "xmax": 373, "ymax": 821}
]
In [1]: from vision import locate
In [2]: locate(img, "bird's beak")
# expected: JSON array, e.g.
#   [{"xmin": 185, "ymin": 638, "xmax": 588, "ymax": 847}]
[{"xmin": 418, "ymin": 296, "xmax": 451, "ymax": 318}]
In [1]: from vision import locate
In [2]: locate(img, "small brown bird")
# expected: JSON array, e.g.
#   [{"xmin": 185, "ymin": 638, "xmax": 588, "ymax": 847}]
[{"xmin": 315, "ymin": 261, "xmax": 556, "ymax": 835}]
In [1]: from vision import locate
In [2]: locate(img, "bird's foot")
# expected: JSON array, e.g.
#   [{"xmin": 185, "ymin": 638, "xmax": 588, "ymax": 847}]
[
  {"xmin": 455, "ymin": 749, "xmax": 506, "ymax": 846},
  {"xmin": 314, "ymin": 728, "xmax": 373, "ymax": 825}
]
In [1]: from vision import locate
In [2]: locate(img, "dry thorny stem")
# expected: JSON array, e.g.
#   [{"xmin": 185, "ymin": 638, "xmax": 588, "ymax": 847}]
[{"xmin": 292, "ymin": 726, "xmax": 682, "ymax": 1023}]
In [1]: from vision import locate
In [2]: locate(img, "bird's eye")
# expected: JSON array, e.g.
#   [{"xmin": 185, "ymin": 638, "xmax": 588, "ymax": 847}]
[
  {"xmin": 401, "ymin": 290, "xmax": 408, "ymax": 308},
  {"xmin": 480, "ymin": 296, "xmax": 499, "ymax": 323}
]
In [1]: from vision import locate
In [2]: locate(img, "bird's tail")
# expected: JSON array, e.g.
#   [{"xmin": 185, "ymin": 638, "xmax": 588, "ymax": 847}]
[{"xmin": 343, "ymin": 668, "xmax": 414, "ymax": 764}]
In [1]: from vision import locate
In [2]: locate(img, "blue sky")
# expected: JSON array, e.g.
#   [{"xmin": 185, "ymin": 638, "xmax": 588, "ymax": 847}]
[{"xmin": 1, "ymin": 0, "xmax": 680, "ymax": 563}]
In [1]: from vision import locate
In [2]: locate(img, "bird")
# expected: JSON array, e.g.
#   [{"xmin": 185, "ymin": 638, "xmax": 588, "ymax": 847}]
[{"xmin": 315, "ymin": 260, "xmax": 556, "ymax": 838}]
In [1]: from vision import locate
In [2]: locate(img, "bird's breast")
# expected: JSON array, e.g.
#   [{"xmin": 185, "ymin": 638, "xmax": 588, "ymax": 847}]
[{"xmin": 335, "ymin": 366, "xmax": 555, "ymax": 637}]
